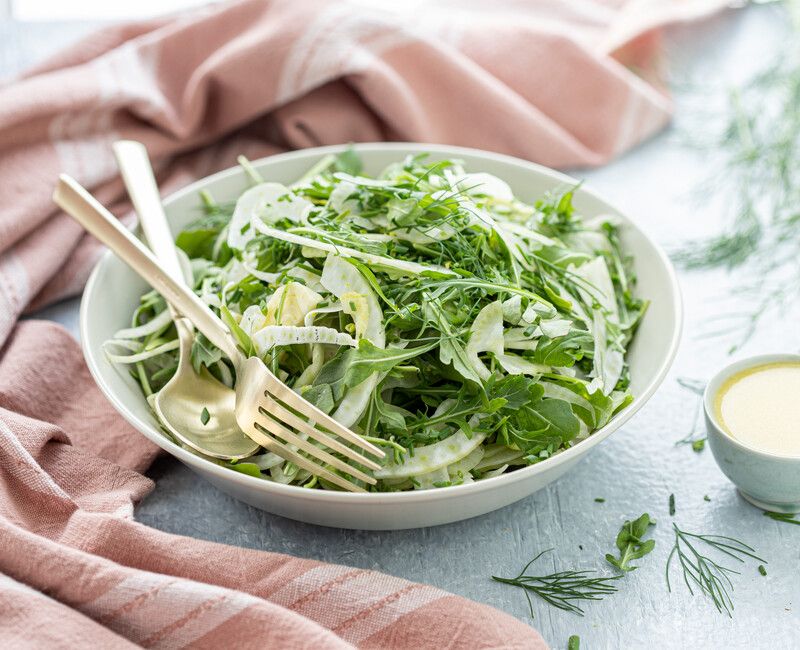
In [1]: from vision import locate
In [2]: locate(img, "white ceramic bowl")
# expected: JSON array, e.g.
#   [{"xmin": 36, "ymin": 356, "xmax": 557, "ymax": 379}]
[
  {"xmin": 81, "ymin": 143, "xmax": 681, "ymax": 530},
  {"xmin": 704, "ymin": 354, "xmax": 800, "ymax": 513}
]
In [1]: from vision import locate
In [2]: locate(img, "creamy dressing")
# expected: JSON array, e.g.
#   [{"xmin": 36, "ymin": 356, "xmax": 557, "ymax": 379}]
[{"xmin": 715, "ymin": 362, "xmax": 800, "ymax": 456}]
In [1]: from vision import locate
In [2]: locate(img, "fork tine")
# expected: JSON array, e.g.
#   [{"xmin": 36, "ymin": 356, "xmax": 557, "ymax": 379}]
[
  {"xmin": 263, "ymin": 396, "xmax": 382, "ymax": 472},
  {"xmin": 242, "ymin": 424, "xmax": 366, "ymax": 493},
  {"xmin": 255, "ymin": 409, "xmax": 377, "ymax": 485},
  {"xmin": 265, "ymin": 377, "xmax": 385, "ymax": 459}
]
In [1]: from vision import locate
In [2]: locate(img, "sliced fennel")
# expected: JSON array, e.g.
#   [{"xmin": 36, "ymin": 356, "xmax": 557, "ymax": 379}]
[{"xmin": 112, "ymin": 150, "xmax": 645, "ymax": 492}]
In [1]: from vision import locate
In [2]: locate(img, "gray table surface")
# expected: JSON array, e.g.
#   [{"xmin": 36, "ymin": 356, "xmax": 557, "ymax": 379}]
[{"xmin": 8, "ymin": 5, "xmax": 800, "ymax": 649}]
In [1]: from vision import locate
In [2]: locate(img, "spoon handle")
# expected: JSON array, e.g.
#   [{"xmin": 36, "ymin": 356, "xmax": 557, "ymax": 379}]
[
  {"xmin": 112, "ymin": 140, "xmax": 186, "ymax": 285},
  {"xmin": 54, "ymin": 174, "xmax": 240, "ymax": 362}
]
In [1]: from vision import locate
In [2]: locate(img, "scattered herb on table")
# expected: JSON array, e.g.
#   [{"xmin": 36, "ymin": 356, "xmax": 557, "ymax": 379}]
[
  {"xmin": 568, "ymin": 635, "xmax": 580, "ymax": 650},
  {"xmin": 595, "ymin": 497, "xmax": 605, "ymax": 503},
  {"xmin": 669, "ymin": 494, "xmax": 676, "ymax": 516},
  {"xmin": 675, "ymin": 378, "xmax": 706, "ymax": 452},
  {"xmin": 759, "ymin": 565, "xmax": 768, "ymax": 577},
  {"xmin": 675, "ymin": 19, "xmax": 800, "ymax": 349},
  {"xmin": 492, "ymin": 550, "xmax": 619, "ymax": 617},
  {"xmin": 703, "ymin": 495, "xmax": 711, "ymax": 502},
  {"xmin": 676, "ymin": 433, "xmax": 706, "ymax": 452},
  {"xmin": 606, "ymin": 513, "xmax": 656, "ymax": 573},
  {"xmin": 676, "ymin": 377, "xmax": 705, "ymax": 395},
  {"xmin": 666, "ymin": 523, "xmax": 765, "ymax": 617},
  {"xmin": 764, "ymin": 511, "xmax": 800, "ymax": 526},
  {"xmin": 200, "ymin": 407, "xmax": 210, "ymax": 425}
]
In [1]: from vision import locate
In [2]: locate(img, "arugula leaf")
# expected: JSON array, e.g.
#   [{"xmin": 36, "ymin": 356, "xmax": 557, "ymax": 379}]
[
  {"xmin": 333, "ymin": 145, "xmax": 363, "ymax": 175},
  {"xmin": 605, "ymin": 513, "xmax": 656, "ymax": 573},
  {"xmin": 176, "ymin": 210, "xmax": 232, "ymax": 263},
  {"xmin": 191, "ymin": 332, "xmax": 223, "ymax": 374},
  {"xmin": 301, "ymin": 383, "xmax": 335, "ymax": 413},
  {"xmin": 313, "ymin": 339, "xmax": 437, "ymax": 401},
  {"xmin": 115, "ymin": 149, "xmax": 645, "ymax": 493}
]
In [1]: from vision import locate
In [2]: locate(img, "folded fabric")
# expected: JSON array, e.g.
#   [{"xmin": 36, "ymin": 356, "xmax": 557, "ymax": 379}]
[
  {"xmin": 0, "ymin": 1, "xmax": 731, "ymax": 647},
  {"xmin": 0, "ymin": 320, "xmax": 545, "ymax": 648},
  {"xmin": 0, "ymin": 0, "xmax": 729, "ymax": 343}
]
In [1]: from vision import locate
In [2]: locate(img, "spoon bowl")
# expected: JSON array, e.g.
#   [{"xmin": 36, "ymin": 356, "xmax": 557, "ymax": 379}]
[{"xmin": 153, "ymin": 318, "xmax": 259, "ymax": 459}]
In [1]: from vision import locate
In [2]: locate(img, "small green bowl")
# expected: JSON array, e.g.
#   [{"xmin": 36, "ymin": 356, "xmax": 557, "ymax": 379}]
[{"xmin": 704, "ymin": 353, "xmax": 800, "ymax": 514}]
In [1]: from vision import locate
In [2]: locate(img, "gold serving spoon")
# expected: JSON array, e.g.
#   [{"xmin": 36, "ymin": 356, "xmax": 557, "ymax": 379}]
[
  {"xmin": 56, "ymin": 169, "xmax": 385, "ymax": 492},
  {"xmin": 113, "ymin": 140, "xmax": 259, "ymax": 460}
]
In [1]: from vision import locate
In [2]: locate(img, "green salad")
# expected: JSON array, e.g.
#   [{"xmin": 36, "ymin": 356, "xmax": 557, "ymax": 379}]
[{"xmin": 106, "ymin": 150, "xmax": 646, "ymax": 491}]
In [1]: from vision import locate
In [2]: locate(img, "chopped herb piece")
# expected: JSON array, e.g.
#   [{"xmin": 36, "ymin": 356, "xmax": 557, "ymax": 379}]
[
  {"xmin": 200, "ymin": 407, "xmax": 210, "ymax": 426},
  {"xmin": 764, "ymin": 511, "xmax": 800, "ymax": 526},
  {"xmin": 758, "ymin": 565, "xmax": 767, "ymax": 577},
  {"xmin": 669, "ymin": 494, "xmax": 676, "ymax": 516},
  {"xmin": 568, "ymin": 635, "xmax": 580, "ymax": 650},
  {"xmin": 704, "ymin": 495, "xmax": 711, "ymax": 502},
  {"xmin": 226, "ymin": 462, "xmax": 261, "ymax": 478},
  {"xmin": 594, "ymin": 497, "xmax": 605, "ymax": 503}
]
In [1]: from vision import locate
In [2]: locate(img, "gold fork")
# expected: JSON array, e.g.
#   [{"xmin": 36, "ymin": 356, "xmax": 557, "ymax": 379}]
[{"xmin": 54, "ymin": 175, "xmax": 385, "ymax": 492}]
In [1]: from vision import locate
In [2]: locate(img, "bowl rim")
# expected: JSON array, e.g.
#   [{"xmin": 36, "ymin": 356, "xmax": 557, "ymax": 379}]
[
  {"xmin": 80, "ymin": 142, "xmax": 683, "ymax": 504},
  {"xmin": 703, "ymin": 352, "xmax": 800, "ymax": 462}
]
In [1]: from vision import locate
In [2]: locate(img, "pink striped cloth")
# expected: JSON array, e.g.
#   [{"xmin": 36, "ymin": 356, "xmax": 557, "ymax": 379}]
[{"xmin": 0, "ymin": 0, "xmax": 729, "ymax": 647}]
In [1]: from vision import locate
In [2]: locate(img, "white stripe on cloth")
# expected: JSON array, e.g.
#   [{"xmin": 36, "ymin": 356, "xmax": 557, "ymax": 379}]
[
  {"xmin": 337, "ymin": 583, "xmax": 447, "ymax": 645},
  {"xmin": 49, "ymin": 107, "xmax": 118, "ymax": 187},
  {"xmin": 0, "ymin": 416, "xmax": 71, "ymax": 502},
  {"xmin": 266, "ymin": 562, "xmax": 448, "ymax": 646},
  {"xmin": 83, "ymin": 572, "xmax": 259, "ymax": 649},
  {"xmin": 268, "ymin": 564, "xmax": 357, "ymax": 608},
  {"xmin": 276, "ymin": 3, "xmax": 415, "ymax": 104},
  {"xmin": 611, "ymin": 73, "xmax": 669, "ymax": 156},
  {"xmin": 0, "ymin": 571, "xmax": 45, "ymax": 595},
  {"xmin": 0, "ymin": 251, "xmax": 29, "ymax": 346},
  {"xmin": 48, "ymin": 39, "xmax": 164, "ymax": 186},
  {"xmin": 291, "ymin": 570, "xmax": 426, "ymax": 631}
]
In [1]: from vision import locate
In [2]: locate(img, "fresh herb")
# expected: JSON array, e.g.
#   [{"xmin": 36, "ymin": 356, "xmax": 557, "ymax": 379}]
[
  {"xmin": 675, "ymin": 378, "xmax": 707, "ymax": 452},
  {"xmin": 676, "ymin": 377, "xmax": 705, "ymax": 395},
  {"xmin": 492, "ymin": 550, "xmax": 619, "ymax": 616},
  {"xmin": 594, "ymin": 497, "xmax": 606, "ymax": 503},
  {"xmin": 568, "ymin": 635, "xmax": 580, "ymax": 650},
  {"xmin": 675, "ymin": 17, "xmax": 800, "ymax": 349},
  {"xmin": 758, "ymin": 564, "xmax": 768, "ymax": 577},
  {"xmin": 200, "ymin": 407, "xmax": 210, "ymax": 426},
  {"xmin": 690, "ymin": 439, "xmax": 706, "ymax": 452},
  {"xmin": 226, "ymin": 461, "xmax": 262, "ymax": 477},
  {"xmin": 606, "ymin": 513, "xmax": 656, "ymax": 573},
  {"xmin": 669, "ymin": 494, "xmax": 676, "ymax": 516},
  {"xmin": 764, "ymin": 511, "xmax": 800, "ymax": 526},
  {"xmin": 666, "ymin": 523, "xmax": 765, "ymax": 617},
  {"xmin": 704, "ymin": 495, "xmax": 711, "ymax": 502},
  {"xmin": 106, "ymin": 152, "xmax": 645, "ymax": 491}
]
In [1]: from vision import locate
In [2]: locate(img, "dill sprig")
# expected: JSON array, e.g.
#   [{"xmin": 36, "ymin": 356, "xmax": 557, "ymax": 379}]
[
  {"xmin": 674, "ymin": 10, "xmax": 800, "ymax": 349},
  {"xmin": 666, "ymin": 523, "xmax": 765, "ymax": 617},
  {"xmin": 492, "ymin": 550, "xmax": 620, "ymax": 617}
]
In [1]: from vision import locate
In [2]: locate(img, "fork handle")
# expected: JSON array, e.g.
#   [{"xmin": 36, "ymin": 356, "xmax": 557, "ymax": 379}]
[
  {"xmin": 54, "ymin": 174, "xmax": 241, "ymax": 362},
  {"xmin": 112, "ymin": 140, "xmax": 186, "ymax": 285}
]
